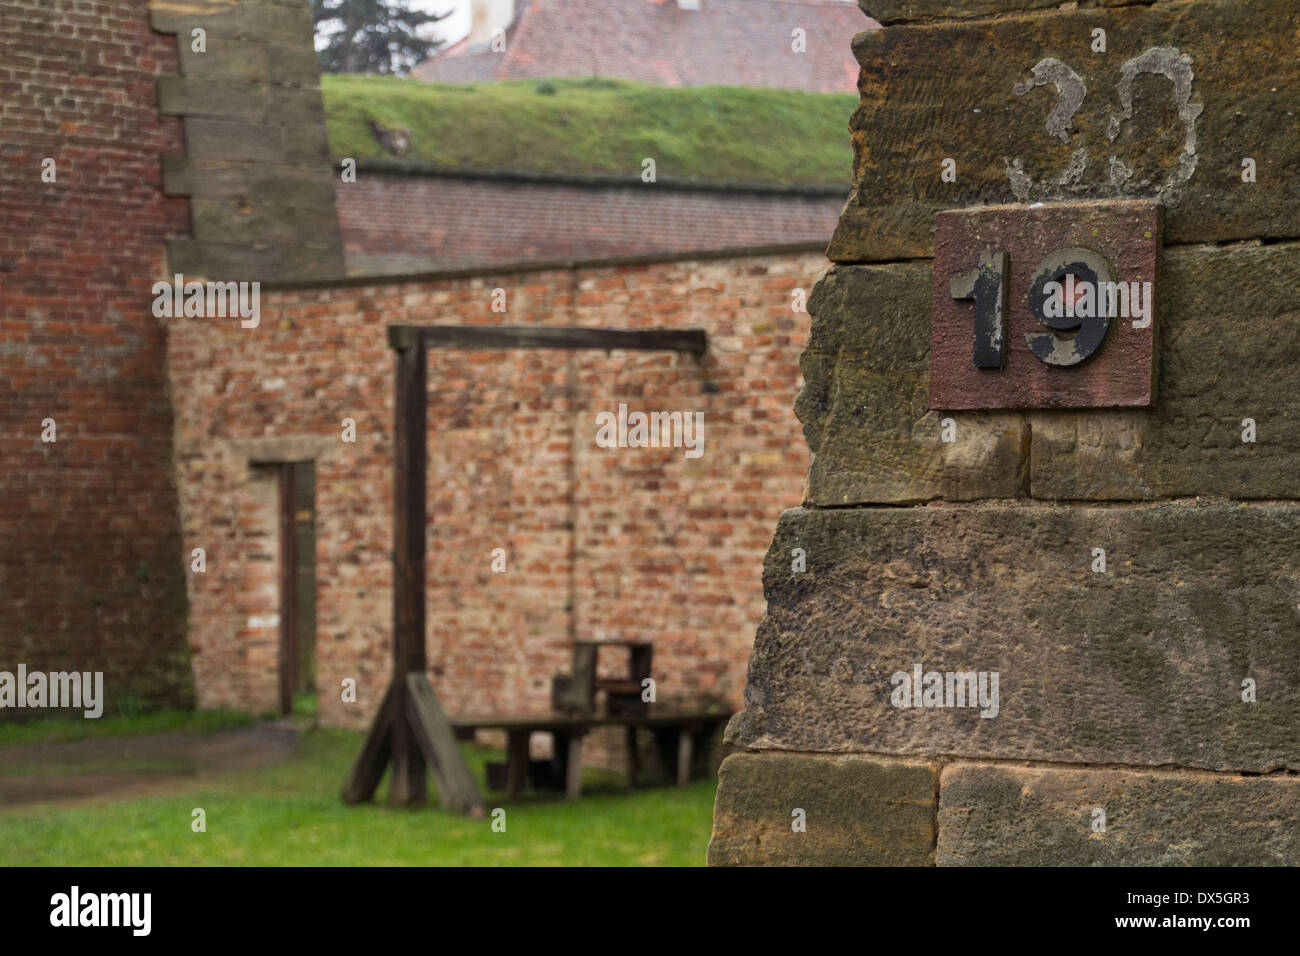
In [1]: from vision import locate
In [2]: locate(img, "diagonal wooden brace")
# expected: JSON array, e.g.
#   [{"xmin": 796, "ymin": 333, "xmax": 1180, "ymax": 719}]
[{"xmin": 340, "ymin": 673, "xmax": 485, "ymax": 817}]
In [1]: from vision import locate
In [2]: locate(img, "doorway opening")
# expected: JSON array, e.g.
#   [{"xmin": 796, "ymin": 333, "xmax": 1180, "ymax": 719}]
[{"xmin": 270, "ymin": 461, "xmax": 316, "ymax": 716}]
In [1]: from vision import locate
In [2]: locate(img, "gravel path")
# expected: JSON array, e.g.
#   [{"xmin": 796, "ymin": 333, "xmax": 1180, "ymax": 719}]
[{"xmin": 0, "ymin": 722, "xmax": 302, "ymax": 809}]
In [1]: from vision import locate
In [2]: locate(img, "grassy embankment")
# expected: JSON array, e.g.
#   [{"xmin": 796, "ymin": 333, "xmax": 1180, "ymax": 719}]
[{"xmin": 323, "ymin": 74, "xmax": 855, "ymax": 186}]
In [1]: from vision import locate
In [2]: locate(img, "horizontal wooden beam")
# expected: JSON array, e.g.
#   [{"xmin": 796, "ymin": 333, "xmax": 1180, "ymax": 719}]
[{"xmin": 388, "ymin": 325, "xmax": 707, "ymax": 355}]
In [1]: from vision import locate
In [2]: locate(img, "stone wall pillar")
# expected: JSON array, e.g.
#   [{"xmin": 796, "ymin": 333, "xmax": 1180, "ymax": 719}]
[
  {"xmin": 709, "ymin": 0, "xmax": 1300, "ymax": 866},
  {"xmin": 150, "ymin": 0, "xmax": 344, "ymax": 281}
]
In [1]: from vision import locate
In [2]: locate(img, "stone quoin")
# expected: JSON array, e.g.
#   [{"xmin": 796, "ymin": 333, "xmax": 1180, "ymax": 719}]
[{"xmin": 709, "ymin": 0, "xmax": 1300, "ymax": 866}]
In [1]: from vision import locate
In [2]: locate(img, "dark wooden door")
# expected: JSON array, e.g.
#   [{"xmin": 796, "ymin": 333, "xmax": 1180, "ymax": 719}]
[
  {"xmin": 277, "ymin": 463, "xmax": 297, "ymax": 715},
  {"xmin": 277, "ymin": 461, "xmax": 317, "ymax": 715}
]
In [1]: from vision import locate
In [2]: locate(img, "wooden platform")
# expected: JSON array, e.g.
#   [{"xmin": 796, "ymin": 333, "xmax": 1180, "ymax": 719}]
[
  {"xmin": 451, "ymin": 709, "xmax": 728, "ymax": 732},
  {"xmin": 452, "ymin": 708, "xmax": 730, "ymax": 800}
]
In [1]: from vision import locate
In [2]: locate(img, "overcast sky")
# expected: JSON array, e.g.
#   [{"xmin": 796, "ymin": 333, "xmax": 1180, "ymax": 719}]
[
  {"xmin": 410, "ymin": 0, "xmax": 472, "ymax": 46},
  {"xmin": 315, "ymin": 1, "xmax": 473, "ymax": 53}
]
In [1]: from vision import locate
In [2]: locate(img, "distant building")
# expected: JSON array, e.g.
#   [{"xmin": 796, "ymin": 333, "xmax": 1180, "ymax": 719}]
[
  {"xmin": 415, "ymin": 0, "xmax": 874, "ymax": 93},
  {"xmin": 336, "ymin": 166, "xmax": 846, "ymax": 276}
]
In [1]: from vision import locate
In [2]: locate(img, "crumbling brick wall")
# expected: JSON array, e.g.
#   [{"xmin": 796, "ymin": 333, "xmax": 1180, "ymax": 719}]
[
  {"xmin": 166, "ymin": 247, "xmax": 823, "ymax": 729},
  {"xmin": 710, "ymin": 0, "xmax": 1300, "ymax": 865}
]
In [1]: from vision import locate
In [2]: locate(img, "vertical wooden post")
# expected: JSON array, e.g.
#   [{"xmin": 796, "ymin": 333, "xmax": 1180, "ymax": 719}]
[
  {"xmin": 390, "ymin": 334, "xmax": 428, "ymax": 805},
  {"xmin": 505, "ymin": 730, "xmax": 529, "ymax": 801},
  {"xmin": 629, "ymin": 642, "xmax": 652, "ymax": 715},
  {"xmin": 624, "ymin": 725, "xmax": 639, "ymax": 789},
  {"xmin": 676, "ymin": 728, "xmax": 693, "ymax": 788},
  {"xmin": 570, "ymin": 642, "xmax": 597, "ymax": 715},
  {"xmin": 565, "ymin": 732, "xmax": 584, "ymax": 799}
]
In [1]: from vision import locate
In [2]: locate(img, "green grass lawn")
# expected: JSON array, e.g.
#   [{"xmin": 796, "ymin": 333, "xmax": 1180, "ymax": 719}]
[
  {"xmin": 0, "ymin": 727, "xmax": 717, "ymax": 866},
  {"xmin": 324, "ymin": 74, "xmax": 856, "ymax": 186}
]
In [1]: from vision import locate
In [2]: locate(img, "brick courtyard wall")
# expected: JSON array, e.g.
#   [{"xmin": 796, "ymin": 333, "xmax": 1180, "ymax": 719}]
[
  {"xmin": 336, "ymin": 169, "xmax": 846, "ymax": 275},
  {"xmin": 0, "ymin": 0, "xmax": 193, "ymax": 710},
  {"xmin": 166, "ymin": 246, "xmax": 823, "ymax": 730}
]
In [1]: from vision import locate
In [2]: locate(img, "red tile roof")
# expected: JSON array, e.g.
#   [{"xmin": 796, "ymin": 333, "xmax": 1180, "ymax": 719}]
[{"xmin": 414, "ymin": 0, "xmax": 875, "ymax": 93}]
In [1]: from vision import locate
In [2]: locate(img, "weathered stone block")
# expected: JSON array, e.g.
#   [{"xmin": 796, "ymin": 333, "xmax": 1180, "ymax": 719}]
[
  {"xmin": 162, "ymin": 156, "xmax": 249, "ymax": 197},
  {"xmin": 178, "ymin": 40, "xmax": 270, "ymax": 81},
  {"xmin": 162, "ymin": 157, "xmax": 335, "ymax": 206},
  {"xmin": 859, "ymin": 0, "xmax": 1058, "ymax": 25},
  {"xmin": 276, "ymin": 240, "xmax": 346, "ymax": 279},
  {"xmin": 190, "ymin": 198, "xmax": 340, "ymax": 244},
  {"xmin": 1030, "ymin": 242, "xmax": 1300, "ymax": 499},
  {"xmin": 264, "ymin": 86, "xmax": 326, "ymax": 126},
  {"xmin": 807, "ymin": 360, "xmax": 1028, "ymax": 503},
  {"xmin": 708, "ymin": 752, "xmax": 937, "ymax": 866},
  {"xmin": 247, "ymin": 170, "xmax": 337, "ymax": 207},
  {"xmin": 240, "ymin": 2, "xmax": 313, "ymax": 42},
  {"xmin": 800, "ymin": 263, "xmax": 1028, "ymax": 504},
  {"xmin": 734, "ymin": 503, "xmax": 1300, "ymax": 772},
  {"xmin": 183, "ymin": 118, "xmax": 282, "ymax": 163},
  {"xmin": 266, "ymin": 87, "xmax": 331, "ymax": 162},
  {"xmin": 166, "ymin": 238, "xmax": 275, "ymax": 281},
  {"xmin": 267, "ymin": 43, "xmax": 324, "ymax": 85},
  {"xmin": 831, "ymin": 0, "xmax": 1300, "ymax": 261},
  {"xmin": 150, "ymin": 0, "xmax": 239, "ymax": 35},
  {"xmin": 805, "ymin": 262, "xmax": 931, "ymax": 362},
  {"xmin": 157, "ymin": 76, "xmax": 265, "ymax": 122},
  {"xmin": 150, "ymin": 0, "xmax": 309, "ymax": 39},
  {"xmin": 938, "ymin": 761, "xmax": 1300, "ymax": 865}
]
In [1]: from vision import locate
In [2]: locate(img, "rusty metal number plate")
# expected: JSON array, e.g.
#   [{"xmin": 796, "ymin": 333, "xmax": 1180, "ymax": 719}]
[{"xmin": 929, "ymin": 199, "xmax": 1161, "ymax": 410}]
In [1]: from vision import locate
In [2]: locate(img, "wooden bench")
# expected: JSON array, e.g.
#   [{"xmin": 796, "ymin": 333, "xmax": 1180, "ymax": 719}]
[{"xmin": 452, "ymin": 709, "xmax": 730, "ymax": 801}]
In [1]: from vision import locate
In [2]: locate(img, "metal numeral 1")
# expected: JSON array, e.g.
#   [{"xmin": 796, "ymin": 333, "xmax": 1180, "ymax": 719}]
[{"xmin": 949, "ymin": 250, "xmax": 1008, "ymax": 369}]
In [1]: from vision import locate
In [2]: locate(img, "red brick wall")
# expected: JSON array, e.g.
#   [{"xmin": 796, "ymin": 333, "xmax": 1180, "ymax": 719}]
[
  {"xmin": 336, "ymin": 172, "xmax": 844, "ymax": 275},
  {"xmin": 166, "ymin": 249, "xmax": 822, "ymax": 727},
  {"xmin": 0, "ymin": 0, "xmax": 193, "ymax": 709}
]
